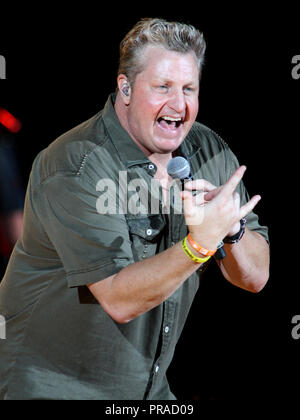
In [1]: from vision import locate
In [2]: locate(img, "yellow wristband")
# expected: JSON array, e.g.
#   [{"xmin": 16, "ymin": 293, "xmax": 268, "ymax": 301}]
[{"xmin": 181, "ymin": 236, "xmax": 211, "ymax": 264}]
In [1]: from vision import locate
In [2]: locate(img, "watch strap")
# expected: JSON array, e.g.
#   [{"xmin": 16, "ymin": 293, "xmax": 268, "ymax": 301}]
[{"xmin": 224, "ymin": 218, "xmax": 247, "ymax": 244}]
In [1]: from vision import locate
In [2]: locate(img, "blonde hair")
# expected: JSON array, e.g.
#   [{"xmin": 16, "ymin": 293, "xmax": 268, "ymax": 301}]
[{"xmin": 118, "ymin": 18, "xmax": 206, "ymax": 87}]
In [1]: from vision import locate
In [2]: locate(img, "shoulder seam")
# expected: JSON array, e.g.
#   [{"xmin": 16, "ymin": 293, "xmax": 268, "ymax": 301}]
[
  {"xmin": 207, "ymin": 127, "xmax": 230, "ymax": 149},
  {"xmin": 40, "ymin": 138, "xmax": 110, "ymax": 185}
]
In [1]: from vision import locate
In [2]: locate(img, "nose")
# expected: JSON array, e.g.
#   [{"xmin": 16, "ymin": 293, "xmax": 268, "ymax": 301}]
[{"xmin": 167, "ymin": 88, "xmax": 186, "ymax": 114}]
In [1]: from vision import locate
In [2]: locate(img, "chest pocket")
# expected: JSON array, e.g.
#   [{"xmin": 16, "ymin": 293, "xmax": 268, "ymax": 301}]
[{"xmin": 126, "ymin": 214, "xmax": 166, "ymax": 262}]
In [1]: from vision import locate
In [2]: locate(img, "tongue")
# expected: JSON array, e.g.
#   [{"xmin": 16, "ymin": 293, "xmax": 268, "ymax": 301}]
[{"xmin": 159, "ymin": 119, "xmax": 176, "ymax": 130}]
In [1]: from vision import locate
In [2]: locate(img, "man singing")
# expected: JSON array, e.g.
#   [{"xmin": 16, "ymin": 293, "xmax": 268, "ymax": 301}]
[{"xmin": 0, "ymin": 18, "xmax": 269, "ymax": 400}]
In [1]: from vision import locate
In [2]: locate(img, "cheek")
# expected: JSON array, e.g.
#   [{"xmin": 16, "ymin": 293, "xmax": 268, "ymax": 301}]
[
  {"xmin": 128, "ymin": 102, "xmax": 155, "ymax": 139},
  {"xmin": 187, "ymin": 98, "xmax": 199, "ymax": 121},
  {"xmin": 132, "ymin": 96, "xmax": 162, "ymax": 128}
]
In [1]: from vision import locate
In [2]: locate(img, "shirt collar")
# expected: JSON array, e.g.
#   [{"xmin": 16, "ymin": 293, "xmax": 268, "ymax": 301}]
[{"xmin": 102, "ymin": 93, "xmax": 200, "ymax": 168}]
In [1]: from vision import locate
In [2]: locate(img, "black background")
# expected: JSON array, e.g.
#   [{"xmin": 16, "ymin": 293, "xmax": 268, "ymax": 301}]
[{"xmin": 0, "ymin": 4, "xmax": 298, "ymax": 402}]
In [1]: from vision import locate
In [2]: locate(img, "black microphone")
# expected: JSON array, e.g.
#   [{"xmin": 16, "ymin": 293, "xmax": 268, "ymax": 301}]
[{"xmin": 167, "ymin": 156, "xmax": 226, "ymax": 260}]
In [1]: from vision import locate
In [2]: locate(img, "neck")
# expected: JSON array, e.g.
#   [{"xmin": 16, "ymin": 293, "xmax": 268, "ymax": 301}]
[
  {"xmin": 114, "ymin": 92, "xmax": 128, "ymax": 131},
  {"xmin": 149, "ymin": 152, "xmax": 172, "ymax": 171},
  {"xmin": 115, "ymin": 92, "xmax": 150, "ymax": 157}
]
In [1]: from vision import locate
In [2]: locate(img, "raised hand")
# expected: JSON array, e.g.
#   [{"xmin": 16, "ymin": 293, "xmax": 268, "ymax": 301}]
[{"xmin": 180, "ymin": 166, "xmax": 261, "ymax": 249}]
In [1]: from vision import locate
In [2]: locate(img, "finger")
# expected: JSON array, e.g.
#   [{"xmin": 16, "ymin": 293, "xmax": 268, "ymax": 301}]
[
  {"xmin": 233, "ymin": 191, "xmax": 240, "ymax": 210},
  {"xmin": 180, "ymin": 190, "xmax": 194, "ymax": 204},
  {"xmin": 240, "ymin": 195, "xmax": 261, "ymax": 219},
  {"xmin": 182, "ymin": 190, "xmax": 212, "ymax": 206},
  {"xmin": 219, "ymin": 166, "xmax": 247, "ymax": 199},
  {"xmin": 184, "ymin": 179, "xmax": 216, "ymax": 192},
  {"xmin": 180, "ymin": 190, "xmax": 197, "ymax": 216},
  {"xmin": 194, "ymin": 192, "xmax": 207, "ymax": 206},
  {"xmin": 204, "ymin": 186, "xmax": 222, "ymax": 202}
]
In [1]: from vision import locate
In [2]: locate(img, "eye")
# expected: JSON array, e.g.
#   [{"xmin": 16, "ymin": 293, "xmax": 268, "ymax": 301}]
[
  {"xmin": 157, "ymin": 85, "xmax": 169, "ymax": 92},
  {"xmin": 184, "ymin": 86, "xmax": 194, "ymax": 94}
]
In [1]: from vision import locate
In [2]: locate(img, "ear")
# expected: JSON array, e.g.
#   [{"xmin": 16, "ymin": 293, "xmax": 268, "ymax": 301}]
[{"xmin": 117, "ymin": 74, "xmax": 131, "ymax": 105}]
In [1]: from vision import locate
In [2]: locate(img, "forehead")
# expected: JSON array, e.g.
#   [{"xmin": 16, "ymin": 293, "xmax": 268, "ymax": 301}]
[{"xmin": 138, "ymin": 45, "xmax": 200, "ymax": 81}]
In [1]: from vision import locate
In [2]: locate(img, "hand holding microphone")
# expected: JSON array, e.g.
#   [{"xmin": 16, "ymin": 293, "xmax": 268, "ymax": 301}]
[
  {"xmin": 181, "ymin": 165, "xmax": 261, "ymax": 250},
  {"xmin": 167, "ymin": 157, "xmax": 261, "ymax": 259}
]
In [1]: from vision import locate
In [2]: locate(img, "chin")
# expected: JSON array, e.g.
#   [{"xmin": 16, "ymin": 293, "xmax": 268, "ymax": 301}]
[{"xmin": 155, "ymin": 138, "xmax": 183, "ymax": 154}]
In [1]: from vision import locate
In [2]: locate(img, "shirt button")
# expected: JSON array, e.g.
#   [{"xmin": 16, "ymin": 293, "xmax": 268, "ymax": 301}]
[
  {"xmin": 164, "ymin": 326, "xmax": 170, "ymax": 334},
  {"xmin": 155, "ymin": 365, "xmax": 160, "ymax": 373},
  {"xmin": 146, "ymin": 229, "xmax": 152, "ymax": 236},
  {"xmin": 148, "ymin": 164, "xmax": 155, "ymax": 171}
]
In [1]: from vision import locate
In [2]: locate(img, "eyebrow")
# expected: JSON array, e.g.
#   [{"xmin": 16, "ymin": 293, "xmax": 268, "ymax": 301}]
[{"xmin": 153, "ymin": 78, "xmax": 198, "ymax": 87}]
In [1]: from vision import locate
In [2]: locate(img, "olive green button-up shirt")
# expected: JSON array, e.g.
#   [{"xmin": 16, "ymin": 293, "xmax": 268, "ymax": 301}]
[{"xmin": 0, "ymin": 94, "xmax": 268, "ymax": 400}]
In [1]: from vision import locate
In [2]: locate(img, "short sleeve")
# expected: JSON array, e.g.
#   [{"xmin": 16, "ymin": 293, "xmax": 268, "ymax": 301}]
[
  {"xmin": 226, "ymin": 147, "xmax": 269, "ymax": 243},
  {"xmin": 39, "ymin": 174, "xmax": 134, "ymax": 288}
]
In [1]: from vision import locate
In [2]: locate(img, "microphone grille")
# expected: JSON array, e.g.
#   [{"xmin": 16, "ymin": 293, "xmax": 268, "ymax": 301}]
[{"xmin": 167, "ymin": 156, "xmax": 191, "ymax": 179}]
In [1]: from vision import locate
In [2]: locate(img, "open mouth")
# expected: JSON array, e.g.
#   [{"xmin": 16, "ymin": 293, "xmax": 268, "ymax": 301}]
[{"xmin": 157, "ymin": 116, "xmax": 183, "ymax": 130}]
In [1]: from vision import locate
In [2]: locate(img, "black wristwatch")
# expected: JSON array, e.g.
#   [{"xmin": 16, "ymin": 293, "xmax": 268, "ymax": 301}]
[{"xmin": 223, "ymin": 218, "xmax": 247, "ymax": 244}]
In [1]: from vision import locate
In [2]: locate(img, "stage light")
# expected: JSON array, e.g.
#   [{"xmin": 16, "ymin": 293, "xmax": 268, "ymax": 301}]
[{"xmin": 0, "ymin": 108, "xmax": 22, "ymax": 133}]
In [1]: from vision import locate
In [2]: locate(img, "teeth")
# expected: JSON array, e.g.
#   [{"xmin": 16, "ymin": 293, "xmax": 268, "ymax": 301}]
[{"xmin": 161, "ymin": 116, "xmax": 182, "ymax": 122}]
